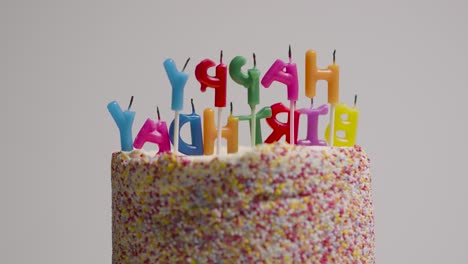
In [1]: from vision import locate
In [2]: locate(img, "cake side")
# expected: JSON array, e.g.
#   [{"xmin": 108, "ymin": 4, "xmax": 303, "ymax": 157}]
[{"xmin": 111, "ymin": 143, "xmax": 374, "ymax": 263}]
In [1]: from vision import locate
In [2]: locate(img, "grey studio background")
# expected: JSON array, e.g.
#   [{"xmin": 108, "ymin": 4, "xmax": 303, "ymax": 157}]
[{"xmin": 2, "ymin": 0, "xmax": 467, "ymax": 263}]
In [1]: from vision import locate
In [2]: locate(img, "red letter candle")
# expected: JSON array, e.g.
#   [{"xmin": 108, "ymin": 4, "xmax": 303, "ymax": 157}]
[
  {"xmin": 261, "ymin": 46, "xmax": 299, "ymax": 145},
  {"xmin": 265, "ymin": 102, "xmax": 300, "ymax": 144},
  {"xmin": 196, "ymin": 51, "xmax": 228, "ymax": 155},
  {"xmin": 195, "ymin": 52, "xmax": 227, "ymax": 108}
]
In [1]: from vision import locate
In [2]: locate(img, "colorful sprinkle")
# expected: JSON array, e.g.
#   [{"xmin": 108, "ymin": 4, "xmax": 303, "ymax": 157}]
[{"xmin": 111, "ymin": 142, "xmax": 375, "ymax": 263}]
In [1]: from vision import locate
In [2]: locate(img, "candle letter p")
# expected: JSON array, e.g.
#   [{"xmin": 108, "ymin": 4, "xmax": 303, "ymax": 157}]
[{"xmin": 195, "ymin": 59, "xmax": 227, "ymax": 107}]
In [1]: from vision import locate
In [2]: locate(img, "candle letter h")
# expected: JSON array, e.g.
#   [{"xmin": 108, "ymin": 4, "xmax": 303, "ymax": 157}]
[{"xmin": 203, "ymin": 108, "xmax": 238, "ymax": 155}]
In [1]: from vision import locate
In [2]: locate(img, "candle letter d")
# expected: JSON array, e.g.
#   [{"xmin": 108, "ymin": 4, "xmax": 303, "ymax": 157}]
[{"xmin": 169, "ymin": 115, "xmax": 204, "ymax": 155}]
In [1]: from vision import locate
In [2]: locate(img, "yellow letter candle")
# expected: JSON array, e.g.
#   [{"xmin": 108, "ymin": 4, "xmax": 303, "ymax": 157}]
[
  {"xmin": 325, "ymin": 103, "xmax": 359, "ymax": 147},
  {"xmin": 203, "ymin": 108, "xmax": 239, "ymax": 155}
]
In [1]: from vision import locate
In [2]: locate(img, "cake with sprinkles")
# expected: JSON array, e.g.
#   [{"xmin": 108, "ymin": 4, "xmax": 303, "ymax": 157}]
[{"xmin": 111, "ymin": 143, "xmax": 375, "ymax": 263}]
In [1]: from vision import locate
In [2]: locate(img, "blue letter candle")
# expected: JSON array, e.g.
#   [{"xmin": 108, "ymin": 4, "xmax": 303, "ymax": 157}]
[
  {"xmin": 107, "ymin": 100, "xmax": 135, "ymax": 151},
  {"xmin": 164, "ymin": 58, "xmax": 189, "ymax": 111},
  {"xmin": 169, "ymin": 112, "xmax": 204, "ymax": 155}
]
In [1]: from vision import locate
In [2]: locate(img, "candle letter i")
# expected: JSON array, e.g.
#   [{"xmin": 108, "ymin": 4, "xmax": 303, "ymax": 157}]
[
  {"xmin": 133, "ymin": 107, "xmax": 171, "ymax": 154},
  {"xmin": 107, "ymin": 96, "xmax": 136, "ymax": 151},
  {"xmin": 261, "ymin": 45, "xmax": 299, "ymax": 145},
  {"xmin": 297, "ymin": 99, "xmax": 329, "ymax": 146},
  {"xmin": 195, "ymin": 51, "xmax": 227, "ymax": 155},
  {"xmin": 164, "ymin": 57, "xmax": 190, "ymax": 155},
  {"xmin": 305, "ymin": 49, "xmax": 339, "ymax": 146}
]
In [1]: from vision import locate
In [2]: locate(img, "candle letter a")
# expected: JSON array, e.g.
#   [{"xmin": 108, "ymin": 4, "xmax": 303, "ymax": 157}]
[{"xmin": 133, "ymin": 119, "xmax": 171, "ymax": 154}]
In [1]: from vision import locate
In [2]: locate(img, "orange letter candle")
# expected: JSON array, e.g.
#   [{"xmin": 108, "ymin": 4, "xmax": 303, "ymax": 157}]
[
  {"xmin": 305, "ymin": 49, "xmax": 340, "ymax": 146},
  {"xmin": 203, "ymin": 108, "xmax": 238, "ymax": 155}
]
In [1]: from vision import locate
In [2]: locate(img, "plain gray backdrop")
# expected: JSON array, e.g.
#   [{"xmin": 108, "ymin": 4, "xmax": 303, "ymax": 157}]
[{"xmin": 2, "ymin": 0, "xmax": 467, "ymax": 263}]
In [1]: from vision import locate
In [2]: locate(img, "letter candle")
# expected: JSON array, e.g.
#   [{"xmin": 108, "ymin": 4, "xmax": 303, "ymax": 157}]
[
  {"xmin": 107, "ymin": 96, "xmax": 136, "ymax": 151},
  {"xmin": 164, "ymin": 57, "xmax": 190, "ymax": 155},
  {"xmin": 169, "ymin": 99, "xmax": 204, "ymax": 155},
  {"xmin": 203, "ymin": 102, "xmax": 238, "ymax": 155},
  {"xmin": 297, "ymin": 98, "xmax": 329, "ymax": 146},
  {"xmin": 133, "ymin": 107, "xmax": 171, "ymax": 154},
  {"xmin": 229, "ymin": 53, "xmax": 260, "ymax": 147},
  {"xmin": 261, "ymin": 46, "xmax": 299, "ymax": 145},
  {"xmin": 325, "ymin": 95, "xmax": 359, "ymax": 147},
  {"xmin": 236, "ymin": 106, "xmax": 272, "ymax": 145},
  {"xmin": 305, "ymin": 49, "xmax": 340, "ymax": 146},
  {"xmin": 265, "ymin": 102, "xmax": 300, "ymax": 144},
  {"xmin": 195, "ymin": 51, "xmax": 227, "ymax": 155}
]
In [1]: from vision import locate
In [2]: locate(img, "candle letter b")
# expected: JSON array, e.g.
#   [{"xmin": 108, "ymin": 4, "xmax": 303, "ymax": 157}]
[{"xmin": 325, "ymin": 103, "xmax": 359, "ymax": 146}]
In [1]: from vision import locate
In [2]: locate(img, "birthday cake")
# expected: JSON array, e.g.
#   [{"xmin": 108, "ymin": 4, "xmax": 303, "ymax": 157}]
[{"xmin": 111, "ymin": 143, "xmax": 374, "ymax": 263}]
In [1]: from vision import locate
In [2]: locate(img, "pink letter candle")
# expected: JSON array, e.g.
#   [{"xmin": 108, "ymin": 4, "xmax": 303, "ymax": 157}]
[
  {"xmin": 297, "ymin": 103, "xmax": 329, "ymax": 146},
  {"xmin": 265, "ymin": 102, "xmax": 300, "ymax": 144},
  {"xmin": 261, "ymin": 47, "xmax": 299, "ymax": 145},
  {"xmin": 133, "ymin": 114, "xmax": 171, "ymax": 154}
]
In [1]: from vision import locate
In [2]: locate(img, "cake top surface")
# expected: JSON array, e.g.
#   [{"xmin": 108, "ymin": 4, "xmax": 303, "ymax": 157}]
[{"xmin": 113, "ymin": 142, "xmax": 355, "ymax": 163}]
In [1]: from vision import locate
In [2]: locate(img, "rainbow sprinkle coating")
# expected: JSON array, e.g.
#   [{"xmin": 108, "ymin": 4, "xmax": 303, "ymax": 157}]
[{"xmin": 111, "ymin": 143, "xmax": 375, "ymax": 263}]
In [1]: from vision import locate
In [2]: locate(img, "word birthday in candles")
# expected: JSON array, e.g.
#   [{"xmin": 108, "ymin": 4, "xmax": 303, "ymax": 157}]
[{"xmin": 108, "ymin": 48, "xmax": 361, "ymax": 156}]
